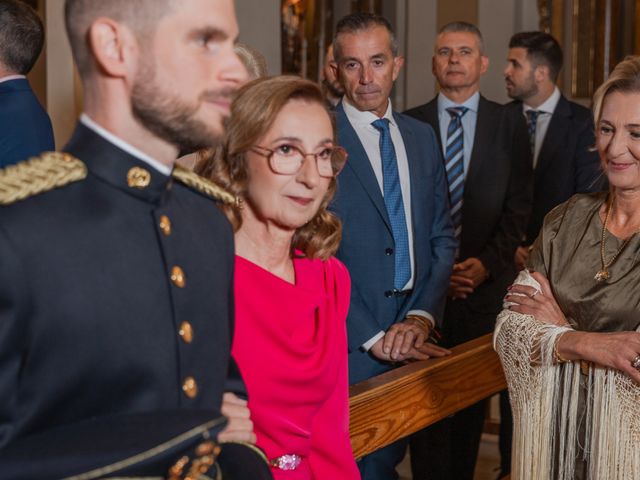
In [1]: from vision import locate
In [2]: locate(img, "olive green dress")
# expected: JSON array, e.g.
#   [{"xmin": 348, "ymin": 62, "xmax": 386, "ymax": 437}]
[
  {"xmin": 529, "ymin": 192, "xmax": 640, "ymax": 335},
  {"xmin": 522, "ymin": 192, "xmax": 640, "ymax": 479}
]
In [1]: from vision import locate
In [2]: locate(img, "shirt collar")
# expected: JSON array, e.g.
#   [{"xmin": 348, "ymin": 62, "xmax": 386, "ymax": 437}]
[
  {"xmin": 0, "ymin": 74, "xmax": 26, "ymax": 84},
  {"xmin": 437, "ymin": 91, "xmax": 480, "ymax": 115},
  {"xmin": 80, "ymin": 114, "xmax": 173, "ymax": 176},
  {"xmin": 524, "ymin": 86, "xmax": 561, "ymax": 115},
  {"xmin": 341, "ymin": 96, "xmax": 396, "ymax": 128}
]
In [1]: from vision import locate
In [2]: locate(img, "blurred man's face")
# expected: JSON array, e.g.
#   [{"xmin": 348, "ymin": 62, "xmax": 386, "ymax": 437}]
[
  {"xmin": 322, "ymin": 45, "xmax": 344, "ymax": 100},
  {"xmin": 131, "ymin": 0, "xmax": 248, "ymax": 152},
  {"xmin": 432, "ymin": 31, "xmax": 487, "ymax": 92},
  {"xmin": 335, "ymin": 25, "xmax": 403, "ymax": 117},
  {"xmin": 504, "ymin": 47, "xmax": 538, "ymax": 101}
]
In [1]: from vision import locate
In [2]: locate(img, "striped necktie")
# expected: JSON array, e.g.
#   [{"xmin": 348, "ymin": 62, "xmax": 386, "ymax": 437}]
[
  {"xmin": 445, "ymin": 106, "xmax": 468, "ymax": 240},
  {"xmin": 371, "ymin": 118, "xmax": 411, "ymax": 290},
  {"xmin": 526, "ymin": 109, "xmax": 540, "ymax": 164}
]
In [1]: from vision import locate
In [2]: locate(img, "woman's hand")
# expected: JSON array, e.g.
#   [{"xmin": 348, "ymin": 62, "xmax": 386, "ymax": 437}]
[
  {"xmin": 505, "ymin": 271, "xmax": 570, "ymax": 327},
  {"xmin": 505, "ymin": 272, "xmax": 640, "ymax": 382},
  {"xmin": 559, "ymin": 330, "xmax": 640, "ymax": 384}
]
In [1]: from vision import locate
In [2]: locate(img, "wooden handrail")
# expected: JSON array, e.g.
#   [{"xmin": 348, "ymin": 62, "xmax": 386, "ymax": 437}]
[{"xmin": 348, "ymin": 333, "xmax": 506, "ymax": 459}]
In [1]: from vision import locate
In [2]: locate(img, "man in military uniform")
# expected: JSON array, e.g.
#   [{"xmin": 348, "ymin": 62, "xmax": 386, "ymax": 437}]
[{"xmin": 0, "ymin": 0, "xmax": 262, "ymax": 477}]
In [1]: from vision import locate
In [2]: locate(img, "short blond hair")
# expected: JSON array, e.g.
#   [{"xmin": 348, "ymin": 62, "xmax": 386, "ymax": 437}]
[{"xmin": 593, "ymin": 56, "xmax": 640, "ymax": 125}]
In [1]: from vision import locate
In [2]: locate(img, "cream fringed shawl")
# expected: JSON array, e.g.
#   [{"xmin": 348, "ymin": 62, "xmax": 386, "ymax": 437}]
[{"xmin": 494, "ymin": 270, "xmax": 640, "ymax": 480}]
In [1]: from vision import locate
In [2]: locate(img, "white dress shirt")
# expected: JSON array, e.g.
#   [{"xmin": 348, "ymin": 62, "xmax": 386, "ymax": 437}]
[
  {"xmin": 342, "ymin": 98, "xmax": 434, "ymax": 350},
  {"xmin": 342, "ymin": 97, "xmax": 416, "ymax": 289},
  {"xmin": 437, "ymin": 91, "xmax": 480, "ymax": 177},
  {"xmin": 0, "ymin": 74, "xmax": 26, "ymax": 84},
  {"xmin": 80, "ymin": 114, "xmax": 172, "ymax": 176}
]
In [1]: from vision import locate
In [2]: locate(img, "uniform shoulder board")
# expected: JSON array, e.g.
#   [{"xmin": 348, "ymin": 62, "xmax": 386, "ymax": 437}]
[
  {"xmin": 172, "ymin": 165, "xmax": 237, "ymax": 206},
  {"xmin": 0, "ymin": 152, "xmax": 87, "ymax": 206}
]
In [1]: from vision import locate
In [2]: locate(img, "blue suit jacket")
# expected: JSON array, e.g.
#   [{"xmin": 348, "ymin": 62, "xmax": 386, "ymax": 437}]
[
  {"xmin": 0, "ymin": 78, "xmax": 54, "ymax": 167},
  {"xmin": 331, "ymin": 102, "xmax": 456, "ymax": 383}
]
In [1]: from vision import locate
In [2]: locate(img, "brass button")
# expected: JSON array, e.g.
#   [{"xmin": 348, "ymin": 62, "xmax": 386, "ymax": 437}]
[
  {"xmin": 159, "ymin": 215, "xmax": 172, "ymax": 236},
  {"xmin": 179, "ymin": 321, "xmax": 194, "ymax": 343},
  {"xmin": 182, "ymin": 376, "xmax": 198, "ymax": 399},
  {"xmin": 171, "ymin": 266, "xmax": 186, "ymax": 288},
  {"xmin": 196, "ymin": 441, "xmax": 219, "ymax": 457},
  {"xmin": 127, "ymin": 167, "xmax": 151, "ymax": 188}
]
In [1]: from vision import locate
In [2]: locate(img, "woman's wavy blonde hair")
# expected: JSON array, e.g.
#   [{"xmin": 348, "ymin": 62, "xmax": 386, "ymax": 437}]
[
  {"xmin": 197, "ymin": 75, "xmax": 342, "ymax": 261},
  {"xmin": 593, "ymin": 55, "xmax": 640, "ymax": 125}
]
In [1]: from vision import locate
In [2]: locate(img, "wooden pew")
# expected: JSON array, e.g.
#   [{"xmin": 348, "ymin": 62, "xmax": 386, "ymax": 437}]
[{"xmin": 349, "ymin": 333, "xmax": 506, "ymax": 459}]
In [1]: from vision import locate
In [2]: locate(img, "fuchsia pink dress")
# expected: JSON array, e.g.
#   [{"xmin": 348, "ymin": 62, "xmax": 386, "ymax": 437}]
[{"xmin": 231, "ymin": 255, "xmax": 360, "ymax": 480}]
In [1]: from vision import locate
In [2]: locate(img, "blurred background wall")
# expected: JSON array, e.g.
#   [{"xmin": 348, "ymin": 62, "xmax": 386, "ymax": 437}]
[{"xmin": 28, "ymin": 0, "xmax": 640, "ymax": 147}]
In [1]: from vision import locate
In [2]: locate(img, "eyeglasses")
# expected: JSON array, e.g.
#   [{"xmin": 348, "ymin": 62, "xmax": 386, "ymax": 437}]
[{"xmin": 249, "ymin": 144, "xmax": 347, "ymax": 178}]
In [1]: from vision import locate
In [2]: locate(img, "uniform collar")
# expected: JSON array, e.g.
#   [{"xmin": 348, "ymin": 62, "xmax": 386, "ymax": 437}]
[
  {"xmin": 64, "ymin": 122, "xmax": 172, "ymax": 204},
  {"xmin": 80, "ymin": 114, "xmax": 172, "ymax": 176}
]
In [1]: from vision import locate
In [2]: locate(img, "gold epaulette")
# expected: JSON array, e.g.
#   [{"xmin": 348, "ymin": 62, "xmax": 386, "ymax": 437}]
[
  {"xmin": 0, "ymin": 152, "xmax": 87, "ymax": 206},
  {"xmin": 172, "ymin": 165, "xmax": 237, "ymax": 206}
]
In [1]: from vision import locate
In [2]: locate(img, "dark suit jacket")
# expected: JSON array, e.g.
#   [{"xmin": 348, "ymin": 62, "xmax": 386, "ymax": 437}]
[
  {"xmin": 0, "ymin": 124, "xmax": 242, "ymax": 452},
  {"xmin": 331, "ymin": 102, "xmax": 456, "ymax": 383},
  {"xmin": 405, "ymin": 96, "xmax": 532, "ymax": 344},
  {"xmin": 0, "ymin": 78, "xmax": 54, "ymax": 167},
  {"xmin": 510, "ymin": 95, "xmax": 605, "ymax": 244}
]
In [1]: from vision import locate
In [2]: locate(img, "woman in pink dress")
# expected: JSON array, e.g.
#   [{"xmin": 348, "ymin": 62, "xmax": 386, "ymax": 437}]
[{"xmin": 199, "ymin": 76, "xmax": 360, "ymax": 480}]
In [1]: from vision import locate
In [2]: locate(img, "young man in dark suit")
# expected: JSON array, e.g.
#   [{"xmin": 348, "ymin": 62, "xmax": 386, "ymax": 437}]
[
  {"xmin": 0, "ymin": 1, "xmax": 262, "ymax": 477},
  {"xmin": 504, "ymin": 31, "xmax": 605, "ymax": 270},
  {"xmin": 0, "ymin": 0, "xmax": 54, "ymax": 167},
  {"xmin": 329, "ymin": 12, "xmax": 456, "ymax": 480},
  {"xmin": 404, "ymin": 21, "xmax": 532, "ymax": 480}
]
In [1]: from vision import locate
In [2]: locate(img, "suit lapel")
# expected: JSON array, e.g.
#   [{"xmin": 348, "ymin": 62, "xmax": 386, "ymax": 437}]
[
  {"xmin": 335, "ymin": 103, "xmax": 391, "ymax": 230},
  {"xmin": 535, "ymin": 95, "xmax": 571, "ymax": 179},
  {"xmin": 465, "ymin": 96, "xmax": 492, "ymax": 186},
  {"xmin": 422, "ymin": 101, "xmax": 443, "ymax": 153}
]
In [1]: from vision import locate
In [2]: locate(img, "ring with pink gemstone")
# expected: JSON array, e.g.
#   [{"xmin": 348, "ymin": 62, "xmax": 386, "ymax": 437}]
[{"xmin": 269, "ymin": 454, "xmax": 303, "ymax": 470}]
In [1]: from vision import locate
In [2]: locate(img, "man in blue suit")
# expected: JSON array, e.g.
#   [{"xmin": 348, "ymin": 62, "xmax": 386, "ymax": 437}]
[
  {"xmin": 330, "ymin": 12, "xmax": 457, "ymax": 480},
  {"xmin": 0, "ymin": 0, "xmax": 54, "ymax": 168}
]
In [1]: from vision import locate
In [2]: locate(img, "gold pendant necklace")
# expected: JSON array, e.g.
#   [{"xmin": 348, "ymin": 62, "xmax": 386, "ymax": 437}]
[{"xmin": 595, "ymin": 197, "xmax": 635, "ymax": 282}]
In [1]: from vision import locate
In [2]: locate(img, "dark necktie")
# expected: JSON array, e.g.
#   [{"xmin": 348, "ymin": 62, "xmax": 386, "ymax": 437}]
[
  {"xmin": 371, "ymin": 118, "xmax": 411, "ymax": 290},
  {"xmin": 445, "ymin": 106, "xmax": 469, "ymax": 240},
  {"xmin": 526, "ymin": 109, "xmax": 541, "ymax": 164}
]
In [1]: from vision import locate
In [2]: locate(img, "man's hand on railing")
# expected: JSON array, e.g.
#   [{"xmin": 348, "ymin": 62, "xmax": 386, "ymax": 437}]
[
  {"xmin": 369, "ymin": 319, "xmax": 451, "ymax": 362},
  {"xmin": 349, "ymin": 334, "xmax": 505, "ymax": 459}
]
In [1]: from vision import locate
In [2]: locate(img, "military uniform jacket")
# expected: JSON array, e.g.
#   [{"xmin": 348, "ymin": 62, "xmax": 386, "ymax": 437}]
[{"xmin": 0, "ymin": 123, "xmax": 242, "ymax": 448}]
